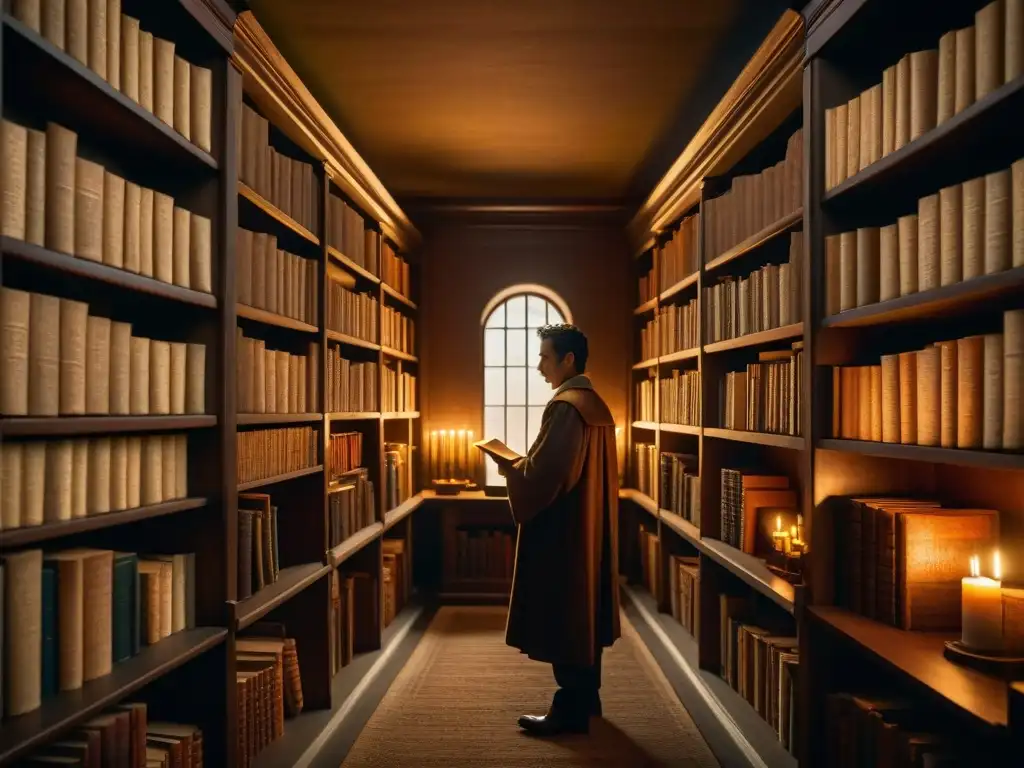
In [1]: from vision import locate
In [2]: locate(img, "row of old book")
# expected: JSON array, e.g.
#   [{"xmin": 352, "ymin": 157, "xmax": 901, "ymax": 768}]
[
  {"xmin": 237, "ymin": 492, "xmax": 281, "ymax": 601},
  {"xmin": 235, "ymin": 228, "xmax": 320, "ymax": 326},
  {"xmin": 384, "ymin": 443, "xmax": 410, "ymax": 512},
  {"xmin": 824, "ymin": 0, "xmax": 1024, "ymax": 191},
  {"xmin": 668, "ymin": 554, "xmax": 700, "ymax": 638},
  {"xmin": 640, "ymin": 295, "xmax": 699, "ymax": 361},
  {"xmin": 831, "ymin": 310, "xmax": 1023, "ymax": 452},
  {"xmin": 327, "ymin": 280, "xmax": 379, "ymax": 344},
  {"xmin": 329, "ymin": 471, "xmax": 376, "ymax": 549},
  {"xmin": 833, "ymin": 496, "xmax": 1002, "ymax": 632},
  {"xmin": 328, "ymin": 431, "xmax": 363, "ymax": 481},
  {"xmin": 381, "ymin": 367, "xmax": 417, "ymax": 413},
  {"xmin": 12, "ymin": 697, "xmax": 203, "ymax": 768},
  {"xmin": 382, "ymin": 303, "xmax": 416, "ymax": 354},
  {"xmin": 704, "ymin": 232, "xmax": 804, "ymax": 345},
  {"xmin": 329, "ymin": 569, "xmax": 378, "ymax": 676},
  {"xmin": 327, "ymin": 353, "xmax": 379, "ymax": 413},
  {"xmin": 383, "ymin": 538, "xmax": 410, "ymax": 628},
  {"xmin": 721, "ymin": 341, "xmax": 804, "ymax": 438},
  {"xmin": 453, "ymin": 528, "xmax": 516, "ymax": 581},
  {"xmin": 720, "ymin": 594, "xmax": 800, "ymax": 756},
  {"xmin": 1, "ymin": 120, "xmax": 213, "ymax": 291},
  {"xmin": 633, "ymin": 442, "xmax": 659, "ymax": 502},
  {"xmin": 660, "ymin": 369, "xmax": 701, "ymax": 427},
  {"xmin": 381, "ymin": 242, "xmax": 412, "ymax": 299},
  {"xmin": 704, "ymin": 128, "xmax": 804, "ymax": 261},
  {"xmin": 326, "ymin": 193, "xmax": 376, "ymax": 272},
  {"xmin": 720, "ymin": 469, "xmax": 798, "ymax": 556},
  {"xmin": 10, "ymin": 0, "xmax": 213, "ymax": 153},
  {"xmin": 634, "ymin": 376, "xmax": 656, "ymax": 422},
  {"xmin": 236, "ymin": 330, "xmax": 318, "ymax": 416},
  {"xmin": 236, "ymin": 426, "xmax": 319, "ymax": 486},
  {"xmin": 1, "ymin": 434, "xmax": 189, "ymax": 531},
  {"xmin": 658, "ymin": 212, "xmax": 702, "ymax": 299},
  {"xmin": 0, "ymin": 288, "xmax": 206, "ymax": 418},
  {"xmin": 238, "ymin": 102, "xmax": 318, "ymax": 235},
  {"xmin": 661, "ymin": 452, "xmax": 700, "ymax": 526},
  {"xmin": 235, "ymin": 631, "xmax": 304, "ymax": 768},
  {"xmin": 825, "ymin": 161, "xmax": 1024, "ymax": 316},
  {"xmin": 2, "ymin": 547, "xmax": 196, "ymax": 719}
]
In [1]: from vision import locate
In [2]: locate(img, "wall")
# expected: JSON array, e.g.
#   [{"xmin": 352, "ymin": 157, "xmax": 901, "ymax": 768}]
[{"xmin": 419, "ymin": 221, "xmax": 631, "ymax": 437}]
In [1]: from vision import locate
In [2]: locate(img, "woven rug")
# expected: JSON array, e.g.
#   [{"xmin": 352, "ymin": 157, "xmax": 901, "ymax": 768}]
[{"xmin": 340, "ymin": 606, "xmax": 719, "ymax": 767}]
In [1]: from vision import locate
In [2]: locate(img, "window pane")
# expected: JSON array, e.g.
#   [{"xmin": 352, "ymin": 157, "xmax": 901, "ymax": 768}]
[
  {"xmin": 527, "ymin": 296, "xmax": 547, "ymax": 328},
  {"xmin": 485, "ymin": 303, "xmax": 505, "ymax": 328},
  {"xmin": 486, "ymin": 461, "xmax": 505, "ymax": 487},
  {"xmin": 506, "ymin": 329, "xmax": 526, "ymax": 366},
  {"xmin": 528, "ymin": 330, "xmax": 541, "ymax": 362},
  {"xmin": 484, "ymin": 367, "xmax": 505, "ymax": 405},
  {"xmin": 528, "ymin": 406, "xmax": 545, "ymax": 446},
  {"xmin": 484, "ymin": 406, "xmax": 505, "ymax": 442},
  {"xmin": 527, "ymin": 367, "xmax": 550, "ymax": 405},
  {"xmin": 506, "ymin": 296, "xmax": 526, "ymax": 328},
  {"xmin": 506, "ymin": 406, "xmax": 527, "ymax": 455},
  {"xmin": 548, "ymin": 307, "xmax": 564, "ymax": 325},
  {"xmin": 484, "ymin": 329, "xmax": 505, "ymax": 366},
  {"xmin": 507, "ymin": 367, "xmax": 527, "ymax": 406}
]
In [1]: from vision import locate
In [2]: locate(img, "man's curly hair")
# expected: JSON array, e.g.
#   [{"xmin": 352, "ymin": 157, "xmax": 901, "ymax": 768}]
[{"xmin": 536, "ymin": 324, "xmax": 588, "ymax": 373}]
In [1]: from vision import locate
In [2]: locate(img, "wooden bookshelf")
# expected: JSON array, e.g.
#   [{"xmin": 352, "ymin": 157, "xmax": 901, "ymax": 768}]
[
  {"xmin": 0, "ymin": 4, "xmax": 423, "ymax": 765},
  {"xmin": 623, "ymin": 2, "xmax": 1024, "ymax": 766}
]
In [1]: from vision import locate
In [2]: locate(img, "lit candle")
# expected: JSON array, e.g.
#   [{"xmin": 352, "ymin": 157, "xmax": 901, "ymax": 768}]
[
  {"xmin": 467, "ymin": 430, "xmax": 475, "ymax": 482},
  {"xmin": 961, "ymin": 552, "xmax": 1003, "ymax": 651},
  {"xmin": 771, "ymin": 516, "xmax": 791, "ymax": 553},
  {"xmin": 456, "ymin": 430, "xmax": 466, "ymax": 479},
  {"xmin": 447, "ymin": 430, "xmax": 455, "ymax": 480},
  {"xmin": 429, "ymin": 431, "xmax": 439, "ymax": 482}
]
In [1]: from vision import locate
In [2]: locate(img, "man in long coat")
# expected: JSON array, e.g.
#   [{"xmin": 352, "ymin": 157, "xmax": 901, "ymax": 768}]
[{"xmin": 498, "ymin": 323, "xmax": 620, "ymax": 736}]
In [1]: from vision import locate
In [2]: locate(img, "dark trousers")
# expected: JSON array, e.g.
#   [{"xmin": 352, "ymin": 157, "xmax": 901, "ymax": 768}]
[{"xmin": 550, "ymin": 648, "xmax": 603, "ymax": 719}]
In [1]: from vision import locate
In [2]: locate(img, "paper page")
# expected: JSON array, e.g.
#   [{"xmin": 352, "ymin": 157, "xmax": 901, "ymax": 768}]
[{"xmin": 473, "ymin": 438, "xmax": 522, "ymax": 464}]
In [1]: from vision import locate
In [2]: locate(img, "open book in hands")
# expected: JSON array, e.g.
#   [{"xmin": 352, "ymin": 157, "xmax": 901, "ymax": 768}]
[{"xmin": 473, "ymin": 438, "xmax": 522, "ymax": 465}]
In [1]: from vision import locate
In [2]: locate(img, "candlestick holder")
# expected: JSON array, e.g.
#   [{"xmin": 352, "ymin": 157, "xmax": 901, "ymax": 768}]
[
  {"xmin": 431, "ymin": 479, "xmax": 476, "ymax": 496},
  {"xmin": 943, "ymin": 641, "xmax": 1024, "ymax": 679},
  {"xmin": 766, "ymin": 552, "xmax": 804, "ymax": 584}
]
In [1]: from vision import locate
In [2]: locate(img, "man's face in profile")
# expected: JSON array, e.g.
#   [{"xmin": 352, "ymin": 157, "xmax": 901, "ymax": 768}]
[{"xmin": 537, "ymin": 338, "xmax": 574, "ymax": 390}]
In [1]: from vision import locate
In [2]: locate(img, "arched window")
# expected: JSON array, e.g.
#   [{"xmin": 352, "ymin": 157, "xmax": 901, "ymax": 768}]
[{"xmin": 481, "ymin": 286, "xmax": 572, "ymax": 487}]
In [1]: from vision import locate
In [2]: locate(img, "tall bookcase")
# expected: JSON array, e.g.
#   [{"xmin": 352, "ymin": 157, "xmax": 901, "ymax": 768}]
[
  {"xmin": 623, "ymin": 2, "xmax": 1024, "ymax": 766},
  {"xmin": 0, "ymin": 3, "xmax": 423, "ymax": 766}
]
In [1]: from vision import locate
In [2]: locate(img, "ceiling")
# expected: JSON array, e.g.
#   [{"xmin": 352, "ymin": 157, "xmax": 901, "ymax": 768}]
[{"xmin": 246, "ymin": 0, "xmax": 789, "ymax": 203}]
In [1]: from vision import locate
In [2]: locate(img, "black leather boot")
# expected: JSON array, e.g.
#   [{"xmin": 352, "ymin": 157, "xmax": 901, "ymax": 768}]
[{"xmin": 517, "ymin": 711, "xmax": 590, "ymax": 736}]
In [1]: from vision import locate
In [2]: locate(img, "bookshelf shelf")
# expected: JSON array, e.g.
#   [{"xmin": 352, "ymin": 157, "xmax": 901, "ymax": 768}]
[
  {"xmin": 1, "ymin": 14, "xmax": 218, "ymax": 172},
  {"xmin": 821, "ymin": 267, "xmax": 1024, "ymax": 329},
  {"xmin": 620, "ymin": 488, "xmax": 658, "ymax": 516},
  {"xmin": 237, "ymin": 181, "xmax": 319, "ymax": 245},
  {"xmin": 704, "ymin": 428, "xmax": 804, "ymax": 450},
  {"xmin": 0, "ymin": 498, "xmax": 209, "ymax": 549},
  {"xmin": 327, "ymin": 246, "xmax": 380, "ymax": 283},
  {"xmin": 632, "ymin": 420, "xmax": 658, "ymax": 431},
  {"xmin": 385, "ymin": 495, "xmax": 425, "ymax": 530},
  {"xmin": 382, "ymin": 282, "xmax": 417, "ymax": 310},
  {"xmin": 822, "ymin": 73, "xmax": 1024, "ymax": 210},
  {"xmin": 659, "ymin": 272, "xmax": 699, "ymax": 303},
  {"xmin": 816, "ymin": 439, "xmax": 1024, "ymax": 472},
  {"xmin": 382, "ymin": 411, "xmax": 420, "ymax": 420},
  {"xmin": 0, "ymin": 627, "xmax": 228, "ymax": 765},
  {"xmin": 328, "ymin": 411, "xmax": 380, "ymax": 421},
  {"xmin": 634, "ymin": 296, "xmax": 658, "ymax": 315},
  {"xmin": 236, "ymin": 412, "xmax": 324, "ymax": 426},
  {"xmin": 703, "ymin": 323, "xmax": 803, "ymax": 354},
  {"xmin": 236, "ymin": 465, "xmax": 325, "ymax": 492},
  {"xmin": 702, "ymin": 538, "xmax": 796, "ymax": 613},
  {"xmin": 326, "ymin": 329, "xmax": 380, "ymax": 351},
  {"xmin": 236, "ymin": 303, "xmax": 319, "ymax": 334},
  {"xmin": 1, "ymin": 237, "xmax": 219, "ymax": 308},
  {"xmin": 633, "ymin": 357, "xmax": 659, "ymax": 370},
  {"xmin": 659, "ymin": 347, "xmax": 700, "ymax": 365},
  {"xmin": 329, "ymin": 523, "xmax": 384, "ymax": 567},
  {"xmin": 233, "ymin": 563, "xmax": 330, "ymax": 630},
  {"xmin": 809, "ymin": 606, "xmax": 1008, "ymax": 730},
  {"xmin": 1, "ymin": 415, "xmax": 217, "ymax": 437},
  {"xmin": 660, "ymin": 423, "xmax": 700, "ymax": 436},
  {"xmin": 382, "ymin": 345, "xmax": 418, "ymax": 363},
  {"xmin": 659, "ymin": 509, "xmax": 701, "ymax": 547},
  {"xmin": 704, "ymin": 208, "xmax": 804, "ymax": 274}
]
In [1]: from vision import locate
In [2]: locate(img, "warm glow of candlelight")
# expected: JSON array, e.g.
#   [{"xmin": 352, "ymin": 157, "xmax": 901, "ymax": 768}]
[
  {"xmin": 776, "ymin": 515, "xmax": 782, "ymax": 532},
  {"xmin": 970, "ymin": 554, "xmax": 980, "ymax": 578},
  {"xmin": 790, "ymin": 525, "xmax": 797, "ymax": 538},
  {"xmin": 962, "ymin": 552, "xmax": 1004, "ymax": 650},
  {"xmin": 994, "ymin": 551, "xmax": 1002, "ymax": 581}
]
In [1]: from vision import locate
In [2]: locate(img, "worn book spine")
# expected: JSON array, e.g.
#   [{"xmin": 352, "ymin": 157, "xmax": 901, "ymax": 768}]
[{"xmin": 59, "ymin": 299, "xmax": 88, "ymax": 415}]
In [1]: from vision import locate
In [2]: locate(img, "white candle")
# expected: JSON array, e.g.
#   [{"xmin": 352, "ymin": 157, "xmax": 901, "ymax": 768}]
[
  {"xmin": 962, "ymin": 553, "xmax": 1003, "ymax": 651},
  {"xmin": 447, "ymin": 430, "xmax": 455, "ymax": 479},
  {"xmin": 467, "ymin": 430, "xmax": 475, "ymax": 482}
]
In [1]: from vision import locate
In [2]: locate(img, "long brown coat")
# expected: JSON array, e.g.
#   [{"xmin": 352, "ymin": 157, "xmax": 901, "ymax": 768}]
[{"xmin": 504, "ymin": 377, "xmax": 620, "ymax": 666}]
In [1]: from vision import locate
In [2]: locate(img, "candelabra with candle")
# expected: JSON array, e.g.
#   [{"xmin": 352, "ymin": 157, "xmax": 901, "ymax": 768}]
[
  {"xmin": 944, "ymin": 550, "xmax": 1024, "ymax": 678},
  {"xmin": 766, "ymin": 513, "xmax": 805, "ymax": 583},
  {"xmin": 426, "ymin": 428, "xmax": 480, "ymax": 495}
]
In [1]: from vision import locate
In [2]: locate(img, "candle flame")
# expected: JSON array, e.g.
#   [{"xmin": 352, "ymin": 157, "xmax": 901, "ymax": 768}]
[
  {"xmin": 457, "ymin": 429, "xmax": 466, "ymax": 437},
  {"xmin": 775, "ymin": 515, "xmax": 782, "ymax": 532},
  {"xmin": 448, "ymin": 429, "xmax": 455, "ymax": 436},
  {"xmin": 970, "ymin": 555, "xmax": 980, "ymax": 578},
  {"xmin": 993, "ymin": 551, "xmax": 1002, "ymax": 581},
  {"xmin": 790, "ymin": 525, "xmax": 797, "ymax": 537},
  {"xmin": 430, "ymin": 430, "xmax": 438, "ymax": 437}
]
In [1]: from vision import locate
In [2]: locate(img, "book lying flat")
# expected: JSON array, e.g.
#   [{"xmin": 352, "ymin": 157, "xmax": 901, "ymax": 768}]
[{"xmin": 473, "ymin": 438, "xmax": 522, "ymax": 464}]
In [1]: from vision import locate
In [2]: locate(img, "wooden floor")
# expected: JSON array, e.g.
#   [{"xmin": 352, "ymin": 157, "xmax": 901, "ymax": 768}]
[{"xmin": 339, "ymin": 606, "xmax": 720, "ymax": 767}]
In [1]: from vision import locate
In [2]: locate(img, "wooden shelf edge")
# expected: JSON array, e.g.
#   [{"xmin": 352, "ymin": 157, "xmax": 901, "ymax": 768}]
[
  {"xmin": 382, "ymin": 282, "xmax": 417, "ymax": 310},
  {"xmin": 2, "ymin": 15, "xmax": 218, "ymax": 172},
  {"xmin": 632, "ymin": 421, "xmax": 658, "ymax": 430},
  {"xmin": 704, "ymin": 323, "xmax": 804, "ymax": 354},
  {"xmin": 237, "ymin": 465, "xmax": 324, "ymax": 492},
  {"xmin": 821, "ymin": 267, "xmax": 1024, "ymax": 328},
  {"xmin": 701, "ymin": 538, "xmax": 796, "ymax": 613},
  {"xmin": 326, "ymin": 246, "xmax": 380, "ymax": 283},
  {"xmin": 381, "ymin": 345, "xmax": 418, "ymax": 363},
  {"xmin": 237, "ymin": 181, "xmax": 320, "ymax": 245},
  {"xmin": 620, "ymin": 488, "xmax": 658, "ymax": 516},
  {"xmin": 704, "ymin": 208, "xmax": 804, "ymax": 274},
  {"xmin": 659, "ymin": 347, "xmax": 700, "ymax": 365},
  {"xmin": 2, "ymin": 237, "xmax": 219, "ymax": 308},
  {"xmin": 633, "ymin": 357, "xmax": 658, "ymax": 370},
  {"xmin": 326, "ymin": 330, "xmax": 380, "ymax": 351},
  {"xmin": 384, "ymin": 495, "xmax": 424, "ymax": 530},
  {"xmin": 236, "ymin": 303, "xmax": 319, "ymax": 334},
  {"xmin": 420, "ymin": 489, "xmax": 509, "ymax": 503},
  {"xmin": 234, "ymin": 563, "xmax": 330, "ymax": 630},
  {"xmin": 659, "ymin": 271, "xmax": 700, "ymax": 303},
  {"xmin": 0, "ymin": 498, "xmax": 208, "ymax": 548},
  {"xmin": 0, "ymin": 627, "xmax": 227, "ymax": 764},
  {"xmin": 704, "ymin": 428, "xmax": 804, "ymax": 450},
  {"xmin": 2, "ymin": 415, "xmax": 217, "ymax": 437},
  {"xmin": 329, "ymin": 523, "xmax": 383, "ymax": 566},
  {"xmin": 634, "ymin": 296, "xmax": 658, "ymax": 315},
  {"xmin": 816, "ymin": 439, "xmax": 1024, "ymax": 471},
  {"xmin": 382, "ymin": 411, "xmax": 420, "ymax": 420},
  {"xmin": 659, "ymin": 509, "xmax": 702, "ymax": 547},
  {"xmin": 327, "ymin": 411, "xmax": 380, "ymax": 421},
  {"xmin": 236, "ymin": 413, "xmax": 323, "ymax": 426},
  {"xmin": 808, "ymin": 605, "xmax": 1008, "ymax": 729},
  {"xmin": 661, "ymin": 423, "xmax": 701, "ymax": 436}
]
